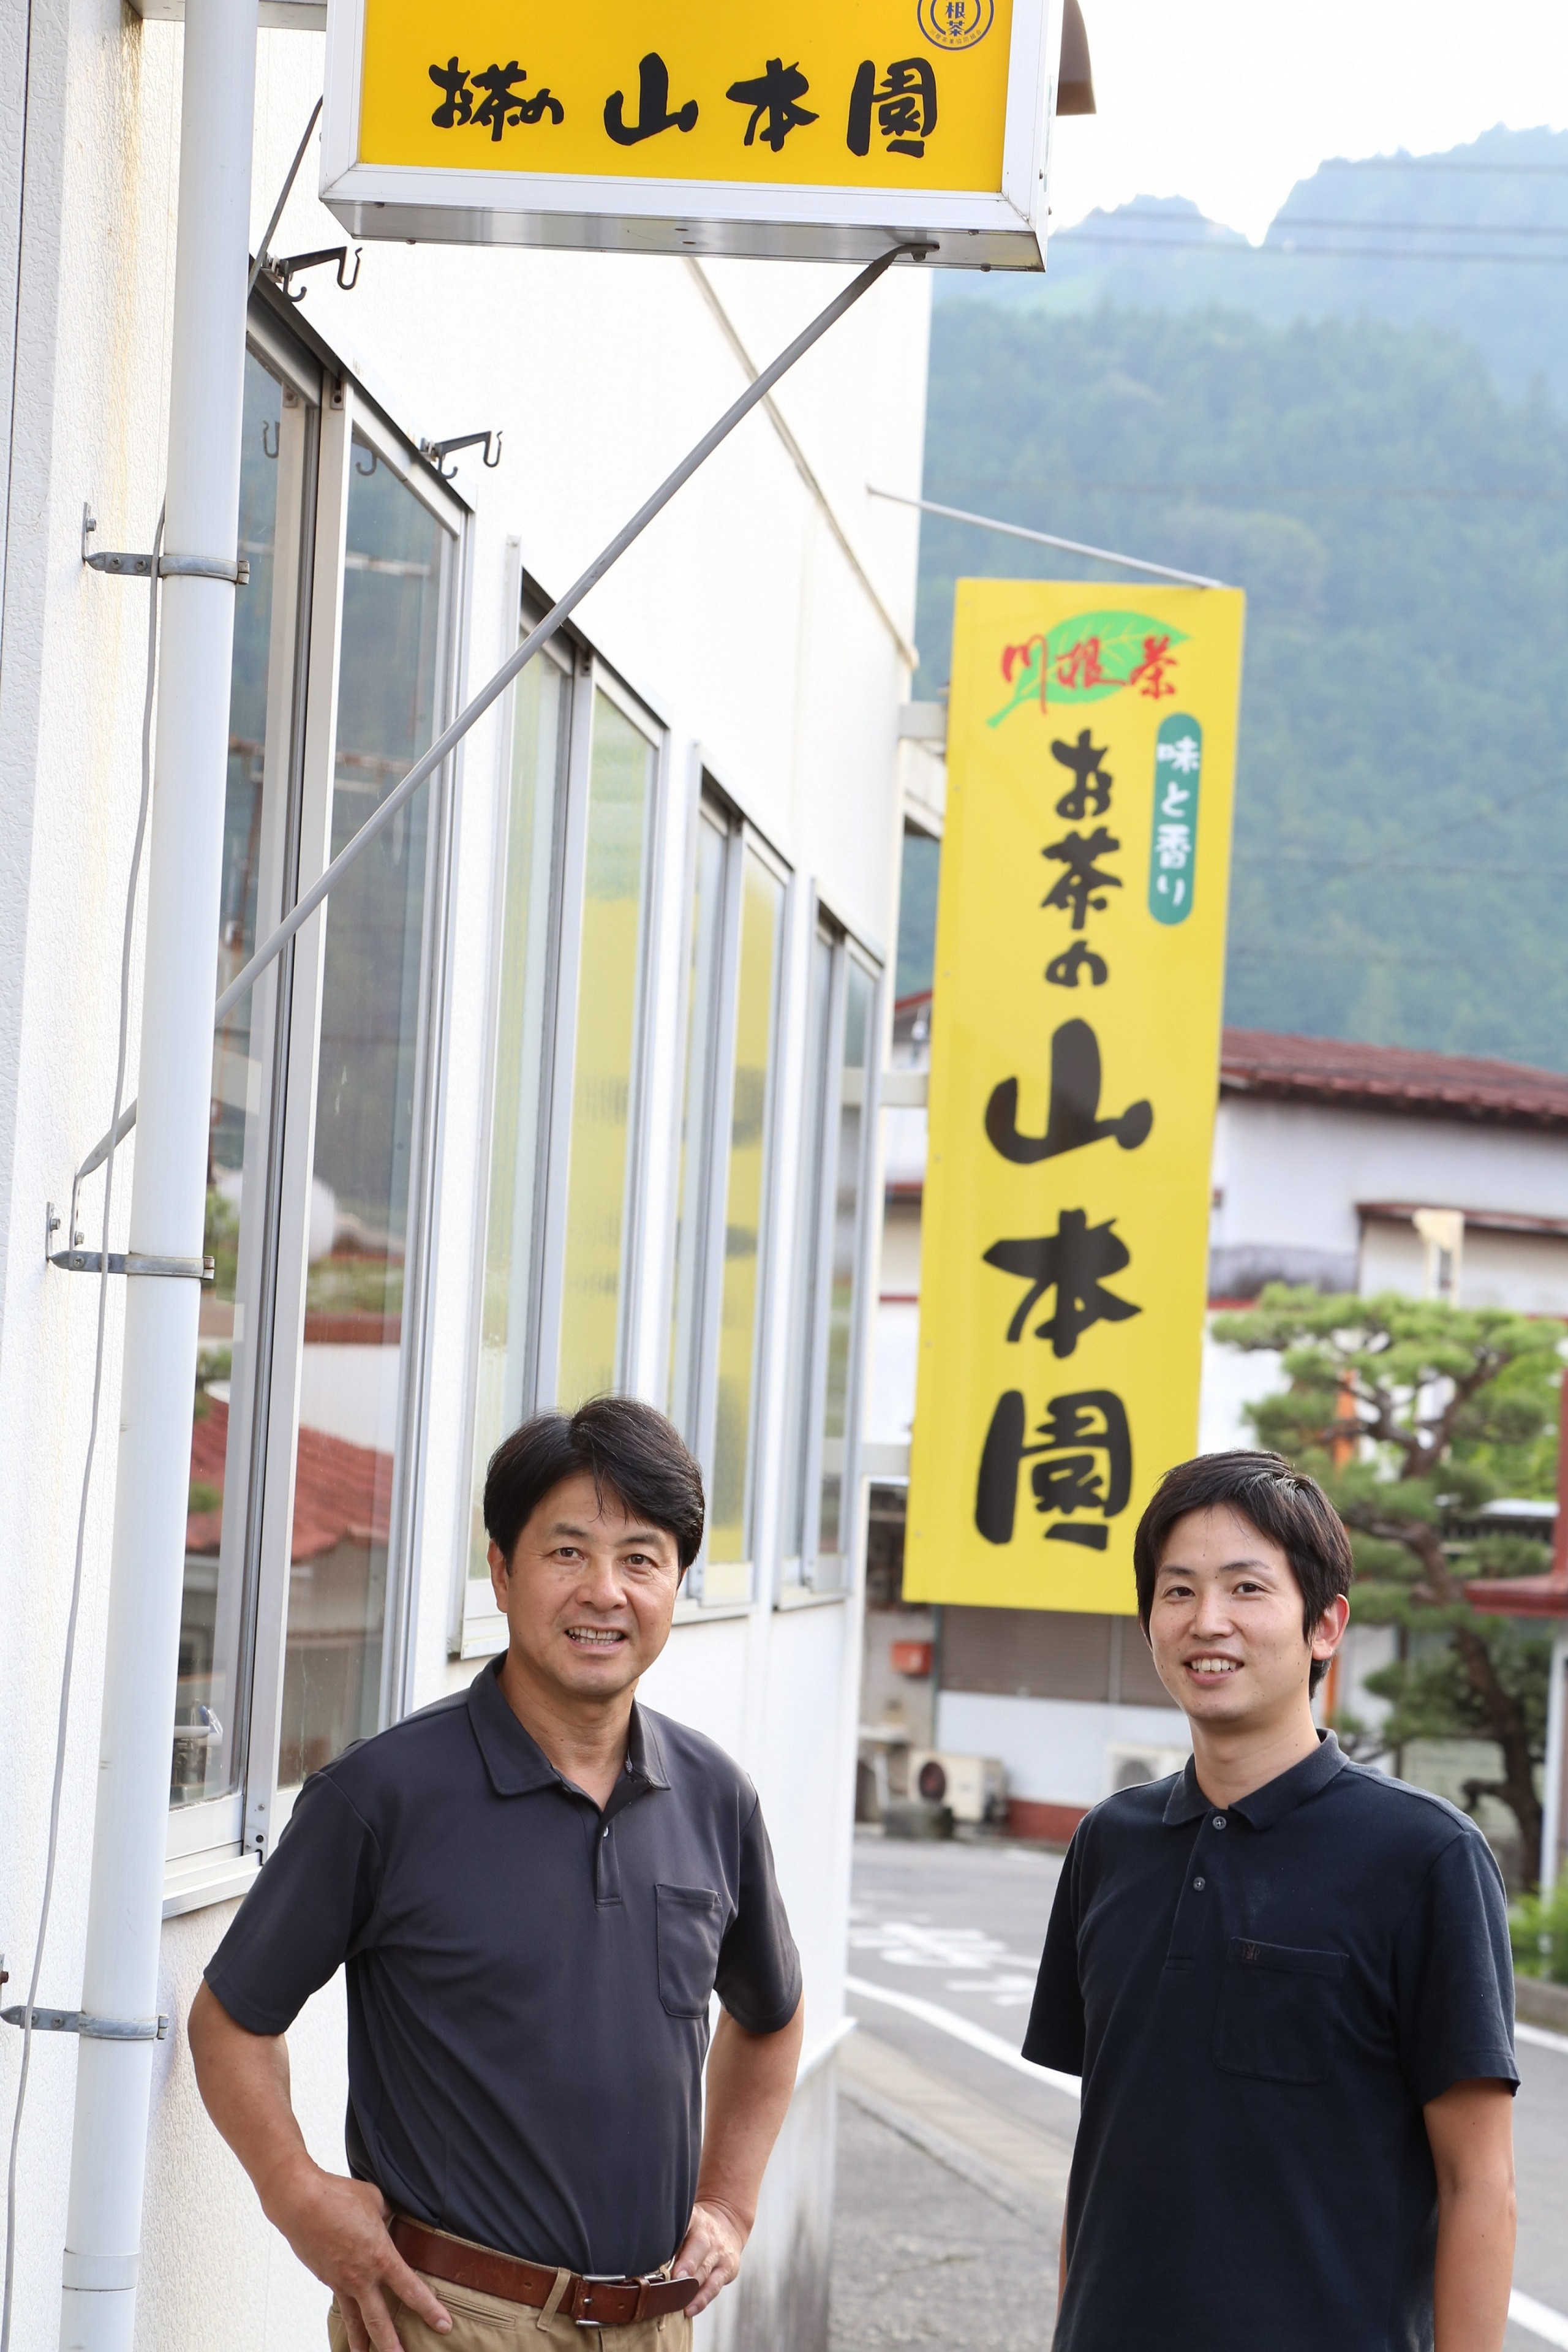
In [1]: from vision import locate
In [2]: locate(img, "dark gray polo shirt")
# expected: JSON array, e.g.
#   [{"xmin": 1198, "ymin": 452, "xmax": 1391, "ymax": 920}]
[
  {"xmin": 206, "ymin": 1660, "xmax": 802, "ymax": 2276},
  {"xmin": 1024, "ymin": 1733, "xmax": 1517, "ymax": 2352}
]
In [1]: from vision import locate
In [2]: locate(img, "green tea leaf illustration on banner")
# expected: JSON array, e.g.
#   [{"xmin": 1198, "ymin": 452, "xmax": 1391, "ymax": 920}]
[{"xmin": 989, "ymin": 610, "xmax": 1190, "ymax": 726}]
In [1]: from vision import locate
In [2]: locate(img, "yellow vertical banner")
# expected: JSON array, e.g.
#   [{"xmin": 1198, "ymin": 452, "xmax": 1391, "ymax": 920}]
[{"xmin": 905, "ymin": 581, "xmax": 1245, "ymax": 1613}]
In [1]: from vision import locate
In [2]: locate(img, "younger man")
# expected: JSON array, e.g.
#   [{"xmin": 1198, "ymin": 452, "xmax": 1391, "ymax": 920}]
[{"xmin": 1026, "ymin": 1449, "xmax": 1517, "ymax": 2352}]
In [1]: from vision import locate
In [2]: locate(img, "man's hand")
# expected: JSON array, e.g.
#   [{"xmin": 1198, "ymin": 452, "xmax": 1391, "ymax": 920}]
[
  {"xmin": 1425, "ymin": 2076, "xmax": 1516, "ymax": 2352},
  {"xmin": 271, "ymin": 2168, "xmax": 452, "ymax": 2352},
  {"xmin": 189, "ymin": 1982, "xmax": 451, "ymax": 2351},
  {"xmin": 671, "ymin": 2197, "xmax": 748, "ymax": 2316}
]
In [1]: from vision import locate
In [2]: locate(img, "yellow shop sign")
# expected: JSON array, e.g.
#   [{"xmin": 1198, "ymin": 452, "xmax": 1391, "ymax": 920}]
[
  {"xmin": 905, "ymin": 581, "xmax": 1246, "ymax": 1615},
  {"xmin": 321, "ymin": 0, "xmax": 1060, "ymax": 265}
]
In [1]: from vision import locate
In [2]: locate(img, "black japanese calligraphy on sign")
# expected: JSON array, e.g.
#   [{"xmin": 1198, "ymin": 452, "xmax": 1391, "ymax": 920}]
[
  {"xmin": 986, "ymin": 1019, "xmax": 1152, "ymax": 1166},
  {"xmin": 726, "ymin": 59, "xmax": 818, "ymax": 150},
  {"xmin": 846, "ymin": 58, "xmax": 938, "ymax": 158},
  {"xmin": 1050, "ymin": 728, "xmax": 1112, "ymax": 820},
  {"xmin": 975, "ymin": 1389, "xmax": 1133, "ymax": 1550},
  {"xmin": 984, "ymin": 1208, "xmax": 1140, "ymax": 1354},
  {"xmin": 605, "ymin": 53, "xmax": 698, "ymax": 145},
  {"xmin": 1042, "ymin": 826, "xmax": 1121, "ymax": 932},
  {"xmin": 429, "ymin": 59, "xmax": 564, "ymax": 138},
  {"xmin": 1046, "ymin": 939, "xmax": 1108, "ymax": 990}
]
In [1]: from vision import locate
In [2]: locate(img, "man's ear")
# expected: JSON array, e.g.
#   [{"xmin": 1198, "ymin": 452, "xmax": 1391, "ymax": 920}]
[{"xmin": 1310, "ymin": 1592, "xmax": 1351, "ymax": 1661}]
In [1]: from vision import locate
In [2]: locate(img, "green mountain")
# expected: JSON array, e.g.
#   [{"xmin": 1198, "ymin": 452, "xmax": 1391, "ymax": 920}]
[
  {"xmin": 915, "ymin": 138, "xmax": 1568, "ymax": 1066},
  {"xmin": 940, "ymin": 125, "xmax": 1568, "ymax": 404}
]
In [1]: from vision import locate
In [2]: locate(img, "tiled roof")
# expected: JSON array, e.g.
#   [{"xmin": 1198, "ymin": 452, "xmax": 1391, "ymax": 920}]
[
  {"xmin": 188, "ymin": 1394, "xmax": 392, "ymax": 1562},
  {"xmin": 1221, "ymin": 1028, "xmax": 1568, "ymax": 1131}
]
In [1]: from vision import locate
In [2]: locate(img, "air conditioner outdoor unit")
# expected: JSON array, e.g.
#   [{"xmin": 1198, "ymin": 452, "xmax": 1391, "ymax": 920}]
[
  {"xmin": 1106, "ymin": 1742, "xmax": 1189, "ymax": 1797},
  {"xmin": 910, "ymin": 1749, "xmax": 1005, "ymax": 1824}
]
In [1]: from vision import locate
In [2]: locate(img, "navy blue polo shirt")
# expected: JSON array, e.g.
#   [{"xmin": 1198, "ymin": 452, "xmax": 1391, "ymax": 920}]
[
  {"xmin": 1024, "ymin": 1733, "xmax": 1517, "ymax": 2352},
  {"xmin": 205, "ymin": 1660, "xmax": 801, "ymax": 2276}
]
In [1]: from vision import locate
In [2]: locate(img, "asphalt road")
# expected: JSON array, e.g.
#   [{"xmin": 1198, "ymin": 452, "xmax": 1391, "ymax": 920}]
[{"xmin": 843, "ymin": 1829, "xmax": 1568, "ymax": 2352}]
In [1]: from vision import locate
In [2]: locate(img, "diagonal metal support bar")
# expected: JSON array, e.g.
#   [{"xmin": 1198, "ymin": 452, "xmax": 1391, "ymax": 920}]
[{"xmin": 67, "ymin": 238, "xmax": 927, "ymax": 1195}]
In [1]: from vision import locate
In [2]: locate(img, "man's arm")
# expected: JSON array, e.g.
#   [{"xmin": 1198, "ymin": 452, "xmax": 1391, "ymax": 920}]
[
  {"xmin": 189, "ymin": 1981, "xmax": 453, "ymax": 2352},
  {"xmin": 671, "ymin": 1997, "xmax": 805, "ymax": 2315},
  {"xmin": 1424, "ymin": 2077, "xmax": 1516, "ymax": 2352}
]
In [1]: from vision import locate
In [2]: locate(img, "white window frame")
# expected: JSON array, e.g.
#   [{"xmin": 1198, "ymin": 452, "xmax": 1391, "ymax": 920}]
[
  {"xmin": 456, "ymin": 630, "xmax": 666, "ymax": 1657},
  {"xmin": 664, "ymin": 786, "xmax": 791, "ymax": 1611},
  {"xmin": 778, "ymin": 903, "xmax": 883, "ymax": 1602},
  {"xmin": 166, "ymin": 299, "xmax": 468, "ymax": 1910}
]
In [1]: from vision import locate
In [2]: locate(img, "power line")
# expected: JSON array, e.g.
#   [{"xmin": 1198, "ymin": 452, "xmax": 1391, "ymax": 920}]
[
  {"xmin": 1321, "ymin": 157, "xmax": 1568, "ymax": 176},
  {"xmin": 1057, "ymin": 230, "xmax": 1568, "ymax": 266},
  {"xmin": 1268, "ymin": 217, "xmax": 1568, "ymax": 238},
  {"xmin": 925, "ymin": 478, "xmax": 1568, "ymax": 503}
]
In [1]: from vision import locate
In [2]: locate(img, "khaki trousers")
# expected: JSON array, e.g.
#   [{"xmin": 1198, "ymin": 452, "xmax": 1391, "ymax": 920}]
[{"xmin": 328, "ymin": 2267, "xmax": 693, "ymax": 2352}]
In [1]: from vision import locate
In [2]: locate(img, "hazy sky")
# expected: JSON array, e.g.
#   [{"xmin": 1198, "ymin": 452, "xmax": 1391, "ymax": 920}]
[{"xmin": 1049, "ymin": 1, "xmax": 1568, "ymax": 241}]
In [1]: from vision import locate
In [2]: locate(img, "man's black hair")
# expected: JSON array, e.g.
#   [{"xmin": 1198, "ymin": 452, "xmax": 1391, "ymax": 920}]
[
  {"xmin": 1132, "ymin": 1450, "xmax": 1353, "ymax": 1696},
  {"xmin": 484, "ymin": 1396, "xmax": 706, "ymax": 1570}
]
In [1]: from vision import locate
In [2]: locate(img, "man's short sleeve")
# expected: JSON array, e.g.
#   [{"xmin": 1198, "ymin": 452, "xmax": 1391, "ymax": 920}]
[
  {"xmin": 1394, "ymin": 1826, "xmax": 1518, "ymax": 2109},
  {"xmin": 1022, "ymin": 1830, "xmax": 1086, "ymax": 2075},
  {"xmin": 714, "ymin": 1794, "xmax": 801, "ymax": 2034},
  {"xmin": 204, "ymin": 1768, "xmax": 383, "ymax": 2035}
]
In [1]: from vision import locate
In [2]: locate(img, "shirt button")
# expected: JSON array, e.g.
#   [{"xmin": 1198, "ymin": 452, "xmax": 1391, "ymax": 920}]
[
  {"xmin": 1193, "ymin": 1876, "xmax": 1206, "ymax": 1890},
  {"xmin": 1213, "ymin": 1816, "xmax": 1226, "ymax": 1830},
  {"xmin": 602, "ymin": 1827, "xmax": 609, "ymax": 1839}
]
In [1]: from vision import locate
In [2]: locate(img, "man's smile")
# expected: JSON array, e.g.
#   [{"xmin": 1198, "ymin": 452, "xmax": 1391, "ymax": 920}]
[
  {"xmin": 1185, "ymin": 1654, "xmax": 1242, "ymax": 1677},
  {"xmin": 565, "ymin": 1625, "xmax": 628, "ymax": 1648}
]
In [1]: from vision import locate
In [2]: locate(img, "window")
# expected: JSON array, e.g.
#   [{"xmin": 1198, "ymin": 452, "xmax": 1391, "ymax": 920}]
[
  {"xmin": 782, "ymin": 921, "xmax": 879, "ymax": 1594},
  {"xmin": 276, "ymin": 428, "xmax": 456, "ymax": 1788},
  {"xmin": 668, "ymin": 796, "xmax": 787, "ymax": 1605},
  {"xmin": 458, "ymin": 644, "xmax": 660, "ymax": 1650},
  {"xmin": 556, "ymin": 692, "xmax": 656, "ymax": 1409},
  {"xmin": 464, "ymin": 638, "xmax": 571, "ymax": 1589},
  {"xmin": 168, "ymin": 301, "xmax": 464, "ymax": 1879},
  {"xmin": 176, "ymin": 345, "xmax": 314, "ymax": 1822}
]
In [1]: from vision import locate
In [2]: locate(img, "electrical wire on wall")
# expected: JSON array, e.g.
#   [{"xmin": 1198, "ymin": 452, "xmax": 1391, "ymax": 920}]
[{"xmin": 0, "ymin": 508, "xmax": 161, "ymax": 2352}]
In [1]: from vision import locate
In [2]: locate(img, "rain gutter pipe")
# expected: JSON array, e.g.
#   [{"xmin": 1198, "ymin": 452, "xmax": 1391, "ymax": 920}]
[{"xmin": 58, "ymin": 5, "xmax": 259, "ymax": 2347}]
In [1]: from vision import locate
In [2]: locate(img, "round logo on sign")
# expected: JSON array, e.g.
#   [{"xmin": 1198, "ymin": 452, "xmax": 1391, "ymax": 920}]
[{"xmin": 918, "ymin": 0, "xmax": 995, "ymax": 50}]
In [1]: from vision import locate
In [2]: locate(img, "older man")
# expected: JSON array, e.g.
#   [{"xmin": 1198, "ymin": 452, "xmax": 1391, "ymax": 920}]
[{"xmin": 190, "ymin": 1398, "xmax": 803, "ymax": 2352}]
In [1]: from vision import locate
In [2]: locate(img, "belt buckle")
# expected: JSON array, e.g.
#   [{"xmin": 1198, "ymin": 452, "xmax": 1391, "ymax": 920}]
[{"xmin": 574, "ymin": 2274, "xmax": 628, "ymax": 2328}]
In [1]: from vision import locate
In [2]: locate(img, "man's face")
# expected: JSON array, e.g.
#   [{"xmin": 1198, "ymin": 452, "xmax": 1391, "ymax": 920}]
[
  {"xmin": 1147, "ymin": 1503, "xmax": 1346, "ymax": 1732},
  {"xmin": 488, "ymin": 1471, "xmax": 684, "ymax": 1705}
]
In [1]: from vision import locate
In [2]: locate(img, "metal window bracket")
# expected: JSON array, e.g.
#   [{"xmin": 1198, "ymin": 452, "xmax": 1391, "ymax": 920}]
[
  {"xmin": 418, "ymin": 429, "xmax": 502, "ymax": 479},
  {"xmin": 1, "ymin": 2005, "xmax": 169, "ymax": 2043},
  {"xmin": 265, "ymin": 243, "xmax": 361, "ymax": 300},
  {"xmin": 43, "ymin": 1210, "xmax": 213, "ymax": 1283},
  {"xmin": 81, "ymin": 506, "xmax": 249, "ymax": 585}
]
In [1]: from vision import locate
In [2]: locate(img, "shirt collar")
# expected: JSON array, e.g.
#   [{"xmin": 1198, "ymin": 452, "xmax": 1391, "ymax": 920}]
[
  {"xmin": 1163, "ymin": 1729, "xmax": 1346, "ymax": 1830},
  {"xmin": 466, "ymin": 1655, "xmax": 670, "ymax": 1798}
]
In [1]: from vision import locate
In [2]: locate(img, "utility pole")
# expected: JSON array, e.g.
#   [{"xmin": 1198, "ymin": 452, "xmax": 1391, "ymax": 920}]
[{"xmin": 58, "ymin": 4, "xmax": 258, "ymax": 2344}]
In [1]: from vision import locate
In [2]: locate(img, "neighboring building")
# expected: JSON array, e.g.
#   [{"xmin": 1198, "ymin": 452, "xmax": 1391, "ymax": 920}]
[
  {"xmin": 867, "ymin": 965, "xmax": 1568, "ymax": 1845},
  {"xmin": 0, "ymin": 16, "xmax": 931, "ymax": 2348}
]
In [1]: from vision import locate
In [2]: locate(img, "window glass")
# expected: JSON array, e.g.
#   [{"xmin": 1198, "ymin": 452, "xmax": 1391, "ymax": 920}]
[
  {"xmin": 816, "ymin": 959, "xmax": 875, "ymax": 1573},
  {"xmin": 466, "ymin": 648, "xmax": 568, "ymax": 1586},
  {"xmin": 556, "ymin": 692, "xmax": 653, "ymax": 1409},
  {"xmin": 176, "ymin": 351, "xmax": 304, "ymax": 1807},
  {"xmin": 782, "ymin": 925, "xmax": 835, "ymax": 1570},
  {"xmin": 668, "ymin": 809, "xmax": 728, "ymax": 1444},
  {"xmin": 706, "ymin": 850, "xmax": 784, "ymax": 1586},
  {"xmin": 279, "ymin": 433, "xmax": 447, "ymax": 1784}
]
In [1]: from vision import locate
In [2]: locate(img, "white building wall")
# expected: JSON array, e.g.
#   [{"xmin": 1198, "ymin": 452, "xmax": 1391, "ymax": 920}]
[{"xmin": 0, "ymin": 12, "xmax": 929, "ymax": 2349}]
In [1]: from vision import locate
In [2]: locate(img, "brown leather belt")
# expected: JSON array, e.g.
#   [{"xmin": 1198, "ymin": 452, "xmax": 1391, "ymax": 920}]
[{"xmin": 390, "ymin": 2217, "xmax": 700, "ymax": 2329}]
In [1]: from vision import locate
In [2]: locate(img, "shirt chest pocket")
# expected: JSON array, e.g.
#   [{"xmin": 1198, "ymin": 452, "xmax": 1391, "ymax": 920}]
[
  {"xmin": 1213, "ymin": 1937, "xmax": 1348, "ymax": 2086},
  {"xmin": 655, "ymin": 1883, "xmax": 723, "ymax": 2019}
]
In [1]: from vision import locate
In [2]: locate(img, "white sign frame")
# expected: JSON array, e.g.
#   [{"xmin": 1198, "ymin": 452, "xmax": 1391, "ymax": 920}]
[{"xmin": 321, "ymin": 0, "xmax": 1058, "ymax": 268}]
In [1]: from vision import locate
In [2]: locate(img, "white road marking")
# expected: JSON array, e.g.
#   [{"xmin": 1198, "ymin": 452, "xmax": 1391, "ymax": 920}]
[
  {"xmin": 1511, "ymin": 2289, "xmax": 1568, "ymax": 2348},
  {"xmin": 1516, "ymin": 2020, "xmax": 1568, "ymax": 2060},
  {"xmin": 844, "ymin": 1973, "xmax": 1081, "ymax": 2101},
  {"xmin": 843, "ymin": 1980, "xmax": 1568, "ymax": 2344}
]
